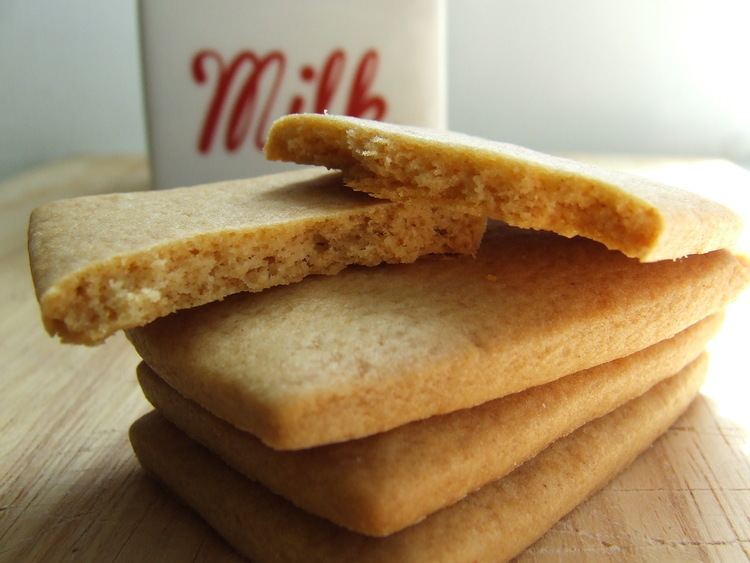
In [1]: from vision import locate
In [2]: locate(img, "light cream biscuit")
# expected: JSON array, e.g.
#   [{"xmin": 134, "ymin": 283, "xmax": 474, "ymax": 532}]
[
  {"xmin": 28, "ymin": 168, "xmax": 484, "ymax": 344},
  {"xmin": 130, "ymin": 354, "xmax": 707, "ymax": 562},
  {"xmin": 127, "ymin": 225, "xmax": 749, "ymax": 449},
  {"xmin": 137, "ymin": 315, "xmax": 720, "ymax": 536},
  {"xmin": 265, "ymin": 114, "xmax": 743, "ymax": 262}
]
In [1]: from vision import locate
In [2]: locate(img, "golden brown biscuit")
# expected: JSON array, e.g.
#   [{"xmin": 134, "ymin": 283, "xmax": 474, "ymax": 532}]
[
  {"xmin": 127, "ymin": 225, "xmax": 749, "ymax": 449},
  {"xmin": 130, "ymin": 354, "xmax": 707, "ymax": 563},
  {"xmin": 137, "ymin": 314, "xmax": 719, "ymax": 536},
  {"xmin": 28, "ymin": 168, "xmax": 484, "ymax": 344},
  {"xmin": 265, "ymin": 114, "xmax": 743, "ymax": 261}
]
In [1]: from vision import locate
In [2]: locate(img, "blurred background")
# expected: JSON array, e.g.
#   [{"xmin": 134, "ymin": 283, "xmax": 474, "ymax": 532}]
[{"xmin": 2, "ymin": 0, "xmax": 749, "ymax": 181}]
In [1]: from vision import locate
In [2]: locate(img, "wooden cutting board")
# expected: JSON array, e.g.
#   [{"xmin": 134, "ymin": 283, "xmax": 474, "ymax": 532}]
[{"xmin": 1, "ymin": 155, "xmax": 748, "ymax": 562}]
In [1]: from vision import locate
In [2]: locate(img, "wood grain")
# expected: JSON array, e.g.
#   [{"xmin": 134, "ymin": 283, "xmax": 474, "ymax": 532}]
[{"xmin": 0, "ymin": 155, "xmax": 748, "ymax": 563}]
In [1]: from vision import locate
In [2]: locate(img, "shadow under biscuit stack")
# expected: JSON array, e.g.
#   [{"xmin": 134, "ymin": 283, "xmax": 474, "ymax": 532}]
[{"xmin": 28, "ymin": 115, "xmax": 750, "ymax": 562}]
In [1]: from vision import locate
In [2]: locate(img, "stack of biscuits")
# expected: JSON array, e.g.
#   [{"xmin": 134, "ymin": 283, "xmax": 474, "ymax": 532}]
[{"xmin": 29, "ymin": 114, "xmax": 749, "ymax": 562}]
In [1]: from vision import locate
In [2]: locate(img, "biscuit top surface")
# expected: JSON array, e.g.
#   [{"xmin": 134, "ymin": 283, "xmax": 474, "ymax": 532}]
[{"xmin": 266, "ymin": 114, "xmax": 744, "ymax": 261}]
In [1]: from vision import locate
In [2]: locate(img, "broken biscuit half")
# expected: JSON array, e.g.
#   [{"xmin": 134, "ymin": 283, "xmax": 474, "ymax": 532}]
[
  {"xmin": 266, "ymin": 114, "xmax": 743, "ymax": 262},
  {"xmin": 29, "ymin": 168, "xmax": 484, "ymax": 344}
]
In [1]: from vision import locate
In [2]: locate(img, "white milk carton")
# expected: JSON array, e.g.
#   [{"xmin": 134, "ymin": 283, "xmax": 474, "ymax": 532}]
[{"xmin": 139, "ymin": 0, "xmax": 446, "ymax": 188}]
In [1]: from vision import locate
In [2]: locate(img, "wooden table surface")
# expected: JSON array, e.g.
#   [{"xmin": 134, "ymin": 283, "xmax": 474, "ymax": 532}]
[{"xmin": 1, "ymin": 155, "xmax": 749, "ymax": 562}]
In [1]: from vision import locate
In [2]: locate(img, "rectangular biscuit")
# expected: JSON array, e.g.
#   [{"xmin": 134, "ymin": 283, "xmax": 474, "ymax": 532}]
[
  {"xmin": 137, "ymin": 315, "xmax": 720, "ymax": 536},
  {"xmin": 129, "ymin": 354, "xmax": 707, "ymax": 563},
  {"xmin": 127, "ymin": 225, "xmax": 750, "ymax": 449},
  {"xmin": 28, "ymin": 168, "xmax": 485, "ymax": 344},
  {"xmin": 265, "ymin": 114, "xmax": 743, "ymax": 262}
]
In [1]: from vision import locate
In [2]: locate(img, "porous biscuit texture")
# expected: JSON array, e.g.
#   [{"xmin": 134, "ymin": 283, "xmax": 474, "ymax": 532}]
[
  {"xmin": 28, "ymin": 168, "xmax": 484, "ymax": 344},
  {"xmin": 265, "ymin": 114, "xmax": 743, "ymax": 261},
  {"xmin": 128, "ymin": 224, "xmax": 750, "ymax": 449},
  {"xmin": 137, "ymin": 315, "xmax": 720, "ymax": 536},
  {"xmin": 130, "ymin": 355, "xmax": 707, "ymax": 563}
]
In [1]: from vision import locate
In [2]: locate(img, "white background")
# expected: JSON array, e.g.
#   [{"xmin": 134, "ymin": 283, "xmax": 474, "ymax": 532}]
[{"xmin": 2, "ymin": 0, "xmax": 750, "ymax": 180}]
